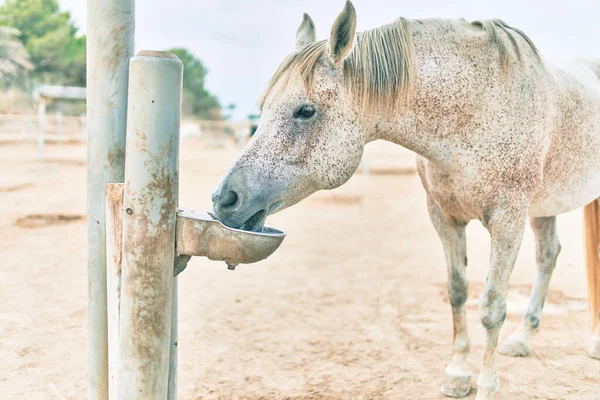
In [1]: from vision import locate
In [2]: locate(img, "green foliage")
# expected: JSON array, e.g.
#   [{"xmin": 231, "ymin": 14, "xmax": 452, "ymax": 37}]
[
  {"xmin": 0, "ymin": 1, "xmax": 221, "ymax": 118},
  {"xmin": 0, "ymin": 23, "xmax": 33, "ymax": 83},
  {"xmin": 168, "ymin": 47, "xmax": 222, "ymax": 119},
  {"xmin": 1, "ymin": 0, "xmax": 86, "ymax": 86}
]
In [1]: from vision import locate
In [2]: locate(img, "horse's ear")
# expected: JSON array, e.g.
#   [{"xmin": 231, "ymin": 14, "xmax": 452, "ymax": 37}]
[
  {"xmin": 328, "ymin": 1, "xmax": 356, "ymax": 66},
  {"xmin": 296, "ymin": 13, "xmax": 316, "ymax": 49}
]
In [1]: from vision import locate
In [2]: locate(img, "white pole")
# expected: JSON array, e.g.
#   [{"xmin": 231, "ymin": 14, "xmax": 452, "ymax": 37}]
[
  {"xmin": 56, "ymin": 109, "xmax": 63, "ymax": 143},
  {"xmin": 37, "ymin": 100, "xmax": 46, "ymax": 159},
  {"xmin": 360, "ymin": 153, "xmax": 369, "ymax": 175},
  {"xmin": 117, "ymin": 51, "xmax": 183, "ymax": 400},
  {"xmin": 28, "ymin": 106, "xmax": 35, "ymax": 144},
  {"xmin": 87, "ymin": 1, "xmax": 134, "ymax": 399},
  {"xmin": 105, "ymin": 183, "xmax": 124, "ymax": 400},
  {"xmin": 81, "ymin": 114, "xmax": 87, "ymax": 142}
]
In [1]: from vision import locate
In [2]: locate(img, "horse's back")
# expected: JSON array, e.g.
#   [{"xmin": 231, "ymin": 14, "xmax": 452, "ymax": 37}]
[
  {"xmin": 578, "ymin": 59, "xmax": 600, "ymax": 80},
  {"xmin": 529, "ymin": 59, "xmax": 600, "ymax": 217}
]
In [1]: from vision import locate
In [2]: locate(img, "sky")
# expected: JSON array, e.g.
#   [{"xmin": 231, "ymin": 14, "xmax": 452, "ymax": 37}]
[{"xmin": 59, "ymin": 0, "xmax": 600, "ymax": 121}]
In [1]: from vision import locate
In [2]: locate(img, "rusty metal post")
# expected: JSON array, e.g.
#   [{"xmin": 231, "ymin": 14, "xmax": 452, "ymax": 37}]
[
  {"xmin": 117, "ymin": 51, "xmax": 182, "ymax": 400},
  {"xmin": 86, "ymin": 1, "xmax": 134, "ymax": 399}
]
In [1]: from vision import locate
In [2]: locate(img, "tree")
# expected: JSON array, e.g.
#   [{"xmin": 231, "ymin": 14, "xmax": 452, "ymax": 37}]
[
  {"xmin": 167, "ymin": 47, "xmax": 221, "ymax": 119},
  {"xmin": 1, "ymin": 0, "xmax": 86, "ymax": 86},
  {"xmin": 0, "ymin": 23, "xmax": 33, "ymax": 83}
]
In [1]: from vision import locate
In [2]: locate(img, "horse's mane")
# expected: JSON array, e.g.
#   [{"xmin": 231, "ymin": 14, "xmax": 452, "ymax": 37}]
[{"xmin": 260, "ymin": 18, "xmax": 541, "ymax": 117}]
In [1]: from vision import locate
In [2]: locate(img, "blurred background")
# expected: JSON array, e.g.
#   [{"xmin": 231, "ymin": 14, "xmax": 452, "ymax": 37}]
[{"xmin": 0, "ymin": 1, "xmax": 599, "ymax": 399}]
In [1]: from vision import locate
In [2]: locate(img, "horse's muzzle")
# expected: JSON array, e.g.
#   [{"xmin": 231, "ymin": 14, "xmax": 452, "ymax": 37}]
[{"xmin": 212, "ymin": 172, "xmax": 271, "ymax": 232}]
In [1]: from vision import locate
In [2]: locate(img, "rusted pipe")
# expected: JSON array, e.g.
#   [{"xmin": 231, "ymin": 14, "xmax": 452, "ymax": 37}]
[{"xmin": 117, "ymin": 51, "xmax": 183, "ymax": 400}]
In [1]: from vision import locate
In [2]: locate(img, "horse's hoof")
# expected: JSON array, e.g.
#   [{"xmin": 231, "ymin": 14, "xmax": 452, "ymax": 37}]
[
  {"xmin": 499, "ymin": 335, "xmax": 530, "ymax": 357},
  {"xmin": 441, "ymin": 364, "xmax": 472, "ymax": 398},
  {"xmin": 475, "ymin": 373, "xmax": 499, "ymax": 400},
  {"xmin": 589, "ymin": 335, "xmax": 600, "ymax": 360},
  {"xmin": 441, "ymin": 379, "xmax": 472, "ymax": 398},
  {"xmin": 475, "ymin": 390, "xmax": 497, "ymax": 400}
]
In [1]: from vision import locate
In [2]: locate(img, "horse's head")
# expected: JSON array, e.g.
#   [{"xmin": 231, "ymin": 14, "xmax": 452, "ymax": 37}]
[{"xmin": 212, "ymin": 2, "xmax": 365, "ymax": 231}]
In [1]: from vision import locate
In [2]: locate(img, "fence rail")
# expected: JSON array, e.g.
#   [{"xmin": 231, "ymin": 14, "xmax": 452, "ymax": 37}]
[{"xmin": 0, "ymin": 114, "xmax": 250, "ymax": 143}]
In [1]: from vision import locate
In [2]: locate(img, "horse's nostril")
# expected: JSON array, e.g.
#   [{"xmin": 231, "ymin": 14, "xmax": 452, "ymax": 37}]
[{"xmin": 219, "ymin": 190, "xmax": 238, "ymax": 208}]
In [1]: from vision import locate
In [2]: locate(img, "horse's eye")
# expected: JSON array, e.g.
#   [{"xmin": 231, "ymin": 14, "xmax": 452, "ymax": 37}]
[{"xmin": 293, "ymin": 104, "xmax": 316, "ymax": 120}]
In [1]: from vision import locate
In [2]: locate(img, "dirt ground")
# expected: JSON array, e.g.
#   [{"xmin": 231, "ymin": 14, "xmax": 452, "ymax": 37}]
[{"xmin": 0, "ymin": 139, "xmax": 598, "ymax": 400}]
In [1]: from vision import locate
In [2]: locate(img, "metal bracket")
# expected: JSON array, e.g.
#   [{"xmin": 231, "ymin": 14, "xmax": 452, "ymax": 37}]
[{"xmin": 174, "ymin": 254, "xmax": 191, "ymax": 277}]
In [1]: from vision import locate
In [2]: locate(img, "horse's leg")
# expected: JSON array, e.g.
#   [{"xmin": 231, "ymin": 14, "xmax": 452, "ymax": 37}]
[
  {"xmin": 499, "ymin": 216, "xmax": 560, "ymax": 357},
  {"xmin": 476, "ymin": 208, "xmax": 527, "ymax": 400},
  {"xmin": 427, "ymin": 197, "xmax": 472, "ymax": 398}
]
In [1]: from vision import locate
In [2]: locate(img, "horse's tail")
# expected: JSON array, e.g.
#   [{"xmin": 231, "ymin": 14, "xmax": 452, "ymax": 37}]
[{"xmin": 584, "ymin": 198, "xmax": 600, "ymax": 358}]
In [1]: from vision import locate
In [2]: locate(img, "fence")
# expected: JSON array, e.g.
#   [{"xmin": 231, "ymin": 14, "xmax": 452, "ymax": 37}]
[
  {"xmin": 0, "ymin": 114, "xmax": 250, "ymax": 145},
  {"xmin": 0, "ymin": 113, "xmax": 85, "ymax": 143}
]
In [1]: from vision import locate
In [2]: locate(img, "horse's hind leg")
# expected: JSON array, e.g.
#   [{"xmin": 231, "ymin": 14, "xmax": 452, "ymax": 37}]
[
  {"xmin": 499, "ymin": 216, "xmax": 560, "ymax": 357},
  {"xmin": 427, "ymin": 197, "xmax": 472, "ymax": 398}
]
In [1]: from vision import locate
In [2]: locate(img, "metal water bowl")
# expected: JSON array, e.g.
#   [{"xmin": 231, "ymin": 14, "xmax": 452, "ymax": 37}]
[{"xmin": 176, "ymin": 209, "xmax": 286, "ymax": 269}]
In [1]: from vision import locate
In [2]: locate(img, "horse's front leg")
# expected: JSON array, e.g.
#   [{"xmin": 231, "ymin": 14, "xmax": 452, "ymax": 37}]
[
  {"xmin": 427, "ymin": 197, "xmax": 472, "ymax": 398},
  {"xmin": 476, "ymin": 207, "xmax": 527, "ymax": 400}
]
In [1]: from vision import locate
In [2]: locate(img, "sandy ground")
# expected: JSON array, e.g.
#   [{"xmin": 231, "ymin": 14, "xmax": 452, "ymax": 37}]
[{"xmin": 0, "ymin": 139, "xmax": 598, "ymax": 400}]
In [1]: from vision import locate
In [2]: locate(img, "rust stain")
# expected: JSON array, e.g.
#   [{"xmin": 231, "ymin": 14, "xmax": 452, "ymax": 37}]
[
  {"xmin": 106, "ymin": 184, "xmax": 124, "ymax": 275},
  {"xmin": 107, "ymin": 147, "xmax": 125, "ymax": 170},
  {"xmin": 120, "ymin": 139, "xmax": 178, "ymax": 382},
  {"xmin": 103, "ymin": 23, "xmax": 133, "ymax": 78}
]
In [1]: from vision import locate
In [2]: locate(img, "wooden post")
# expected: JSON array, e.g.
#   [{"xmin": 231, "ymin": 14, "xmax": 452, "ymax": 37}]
[
  {"xmin": 105, "ymin": 184, "xmax": 124, "ymax": 399},
  {"xmin": 584, "ymin": 199, "xmax": 600, "ymax": 359},
  {"xmin": 86, "ymin": 1, "xmax": 134, "ymax": 399},
  {"xmin": 117, "ymin": 51, "xmax": 183, "ymax": 400},
  {"xmin": 168, "ymin": 278, "xmax": 178, "ymax": 400}
]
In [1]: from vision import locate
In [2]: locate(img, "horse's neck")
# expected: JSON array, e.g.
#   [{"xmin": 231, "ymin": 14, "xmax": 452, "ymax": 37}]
[
  {"xmin": 366, "ymin": 114, "xmax": 452, "ymax": 163},
  {"xmin": 363, "ymin": 20, "xmax": 500, "ymax": 163}
]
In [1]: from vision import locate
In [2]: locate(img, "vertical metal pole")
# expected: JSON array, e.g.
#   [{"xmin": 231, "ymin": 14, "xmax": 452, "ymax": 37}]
[
  {"xmin": 28, "ymin": 106, "xmax": 35, "ymax": 144},
  {"xmin": 167, "ymin": 278, "xmax": 178, "ymax": 400},
  {"xmin": 87, "ymin": 1, "xmax": 134, "ymax": 399},
  {"xmin": 37, "ymin": 100, "xmax": 46, "ymax": 159},
  {"xmin": 56, "ymin": 110, "xmax": 63, "ymax": 143},
  {"xmin": 117, "ymin": 51, "xmax": 183, "ymax": 400},
  {"xmin": 81, "ymin": 114, "xmax": 87, "ymax": 142}
]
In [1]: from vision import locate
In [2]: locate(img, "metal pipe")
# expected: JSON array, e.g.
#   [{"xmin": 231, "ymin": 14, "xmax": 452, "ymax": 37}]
[
  {"xmin": 117, "ymin": 51, "xmax": 183, "ymax": 400},
  {"xmin": 86, "ymin": 1, "xmax": 134, "ymax": 399},
  {"xmin": 81, "ymin": 114, "xmax": 87, "ymax": 141}
]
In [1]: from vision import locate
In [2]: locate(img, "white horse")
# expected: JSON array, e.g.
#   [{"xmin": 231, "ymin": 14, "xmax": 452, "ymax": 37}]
[{"xmin": 212, "ymin": 2, "xmax": 600, "ymax": 399}]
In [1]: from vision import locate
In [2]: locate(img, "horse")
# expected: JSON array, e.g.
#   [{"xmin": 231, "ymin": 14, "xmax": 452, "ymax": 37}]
[{"xmin": 212, "ymin": 2, "xmax": 600, "ymax": 398}]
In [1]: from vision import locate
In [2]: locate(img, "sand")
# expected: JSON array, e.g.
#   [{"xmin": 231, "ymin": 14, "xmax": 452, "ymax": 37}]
[{"xmin": 0, "ymin": 139, "xmax": 598, "ymax": 400}]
